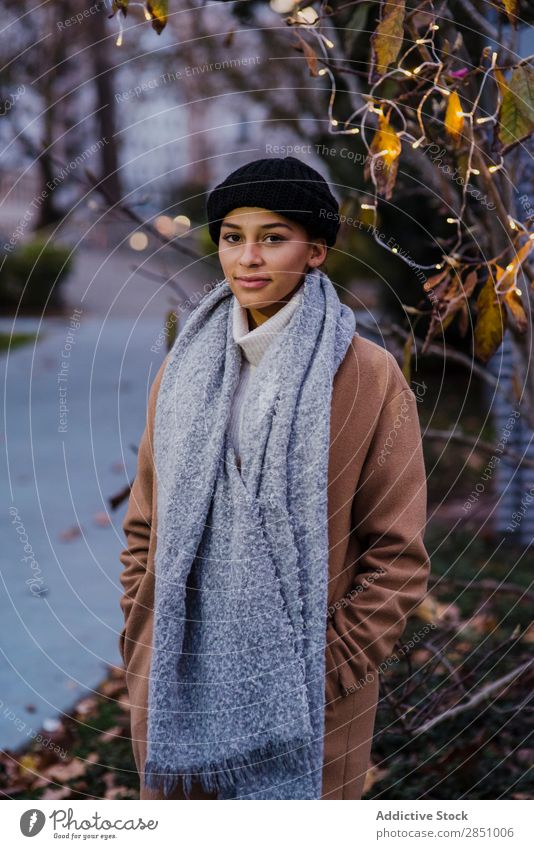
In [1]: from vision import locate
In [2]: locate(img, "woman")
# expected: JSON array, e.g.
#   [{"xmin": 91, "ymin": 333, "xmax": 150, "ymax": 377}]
[{"xmin": 118, "ymin": 156, "xmax": 431, "ymax": 800}]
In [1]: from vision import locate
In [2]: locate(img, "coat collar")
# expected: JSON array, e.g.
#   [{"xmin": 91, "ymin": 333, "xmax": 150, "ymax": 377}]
[{"xmin": 232, "ymin": 285, "xmax": 303, "ymax": 366}]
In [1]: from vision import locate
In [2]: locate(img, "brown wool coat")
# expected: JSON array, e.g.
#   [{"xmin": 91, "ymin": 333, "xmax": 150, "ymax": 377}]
[{"xmin": 118, "ymin": 333, "xmax": 431, "ymax": 800}]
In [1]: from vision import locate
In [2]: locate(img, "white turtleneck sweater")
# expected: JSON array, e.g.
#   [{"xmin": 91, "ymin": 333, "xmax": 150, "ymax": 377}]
[{"xmin": 229, "ymin": 286, "xmax": 303, "ymax": 465}]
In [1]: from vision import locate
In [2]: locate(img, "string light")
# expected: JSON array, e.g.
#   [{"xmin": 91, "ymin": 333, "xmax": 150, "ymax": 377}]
[
  {"xmin": 361, "ymin": 203, "xmax": 376, "ymax": 210},
  {"xmin": 476, "ymin": 116, "xmax": 493, "ymax": 124},
  {"xmin": 435, "ymin": 263, "xmax": 443, "ymax": 269},
  {"xmin": 488, "ymin": 163, "xmax": 503, "ymax": 173},
  {"xmin": 431, "ymin": 23, "xmax": 440, "ymax": 30},
  {"xmin": 470, "ymin": 168, "xmax": 480, "ymax": 175},
  {"xmin": 506, "ymin": 263, "xmax": 514, "ymax": 271},
  {"xmin": 412, "ymin": 137, "xmax": 425, "ymax": 148},
  {"xmin": 447, "ymin": 217, "xmax": 459, "ymax": 223},
  {"xmin": 318, "ymin": 68, "xmax": 328, "ymax": 75},
  {"xmin": 508, "ymin": 217, "xmax": 517, "ymax": 230},
  {"xmin": 331, "ymin": 118, "xmax": 339, "ymax": 126}
]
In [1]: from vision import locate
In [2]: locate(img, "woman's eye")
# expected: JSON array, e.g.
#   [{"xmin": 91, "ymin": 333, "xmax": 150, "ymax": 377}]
[{"xmin": 222, "ymin": 234, "xmax": 285, "ymax": 244}]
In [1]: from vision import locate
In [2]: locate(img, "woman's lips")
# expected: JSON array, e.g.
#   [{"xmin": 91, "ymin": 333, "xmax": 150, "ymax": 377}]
[{"xmin": 235, "ymin": 277, "xmax": 271, "ymax": 290}]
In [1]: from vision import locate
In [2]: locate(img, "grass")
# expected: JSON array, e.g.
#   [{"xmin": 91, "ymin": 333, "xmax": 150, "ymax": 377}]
[{"xmin": 0, "ymin": 332, "xmax": 39, "ymax": 354}]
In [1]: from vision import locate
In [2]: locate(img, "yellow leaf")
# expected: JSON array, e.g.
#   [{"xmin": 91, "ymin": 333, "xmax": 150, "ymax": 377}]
[
  {"xmin": 146, "ymin": 0, "xmax": 168, "ymax": 34},
  {"xmin": 19, "ymin": 753, "xmax": 40, "ymax": 775},
  {"xmin": 401, "ymin": 334, "xmax": 412, "ymax": 382},
  {"xmin": 112, "ymin": 0, "xmax": 128, "ymax": 14},
  {"xmin": 445, "ymin": 91, "xmax": 465, "ymax": 144},
  {"xmin": 372, "ymin": 0, "xmax": 406, "ymax": 76},
  {"xmin": 364, "ymin": 113, "xmax": 402, "ymax": 199},
  {"xmin": 501, "ymin": 0, "xmax": 518, "ymax": 24},
  {"xmin": 498, "ymin": 65, "xmax": 534, "ymax": 149},
  {"xmin": 474, "ymin": 276, "xmax": 506, "ymax": 362}
]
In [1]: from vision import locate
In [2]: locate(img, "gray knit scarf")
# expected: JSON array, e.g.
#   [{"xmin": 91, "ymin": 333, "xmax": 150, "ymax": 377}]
[{"xmin": 143, "ymin": 267, "xmax": 356, "ymax": 799}]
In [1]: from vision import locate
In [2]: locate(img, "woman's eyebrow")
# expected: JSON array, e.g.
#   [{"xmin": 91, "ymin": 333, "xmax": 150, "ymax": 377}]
[{"xmin": 220, "ymin": 221, "xmax": 294, "ymax": 230}]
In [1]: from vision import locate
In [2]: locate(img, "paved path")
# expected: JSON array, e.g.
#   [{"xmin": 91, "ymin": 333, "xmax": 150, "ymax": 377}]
[{"xmin": 0, "ymin": 314, "xmax": 168, "ymax": 751}]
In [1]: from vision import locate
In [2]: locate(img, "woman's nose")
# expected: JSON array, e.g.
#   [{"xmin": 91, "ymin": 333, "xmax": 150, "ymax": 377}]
[{"xmin": 238, "ymin": 240, "xmax": 263, "ymax": 265}]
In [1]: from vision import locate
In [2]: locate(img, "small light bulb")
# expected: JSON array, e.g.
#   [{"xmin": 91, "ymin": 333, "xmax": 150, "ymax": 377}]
[
  {"xmin": 471, "ymin": 168, "xmax": 480, "ymax": 175},
  {"xmin": 318, "ymin": 68, "xmax": 328, "ymax": 76},
  {"xmin": 361, "ymin": 203, "xmax": 376, "ymax": 210},
  {"xmin": 435, "ymin": 263, "xmax": 443, "ymax": 269},
  {"xmin": 331, "ymin": 118, "xmax": 339, "ymax": 127},
  {"xmin": 324, "ymin": 38, "xmax": 334, "ymax": 48},
  {"xmin": 506, "ymin": 263, "xmax": 514, "ymax": 271},
  {"xmin": 392, "ymin": 247, "xmax": 398, "ymax": 253},
  {"xmin": 446, "ymin": 217, "xmax": 458, "ymax": 224},
  {"xmin": 350, "ymin": 128, "xmax": 359, "ymax": 134},
  {"xmin": 116, "ymin": 33, "xmax": 123, "ymax": 46},
  {"xmin": 514, "ymin": 287, "xmax": 522, "ymax": 296},
  {"xmin": 431, "ymin": 24, "xmax": 439, "ymax": 30}
]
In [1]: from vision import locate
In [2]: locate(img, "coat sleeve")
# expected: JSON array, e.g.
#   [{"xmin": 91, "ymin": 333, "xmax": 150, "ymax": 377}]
[
  {"xmin": 118, "ymin": 354, "xmax": 168, "ymax": 666},
  {"xmin": 327, "ymin": 380, "xmax": 431, "ymax": 696}
]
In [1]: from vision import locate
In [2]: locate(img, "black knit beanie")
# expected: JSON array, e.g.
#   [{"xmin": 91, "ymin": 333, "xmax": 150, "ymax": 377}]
[{"xmin": 205, "ymin": 156, "xmax": 340, "ymax": 247}]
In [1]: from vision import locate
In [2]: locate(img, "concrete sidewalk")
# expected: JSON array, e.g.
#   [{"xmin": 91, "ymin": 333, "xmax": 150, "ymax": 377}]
[{"xmin": 0, "ymin": 314, "xmax": 166, "ymax": 751}]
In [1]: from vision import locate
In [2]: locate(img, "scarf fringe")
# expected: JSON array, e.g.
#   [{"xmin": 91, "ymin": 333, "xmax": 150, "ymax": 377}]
[{"xmin": 143, "ymin": 736, "xmax": 314, "ymax": 799}]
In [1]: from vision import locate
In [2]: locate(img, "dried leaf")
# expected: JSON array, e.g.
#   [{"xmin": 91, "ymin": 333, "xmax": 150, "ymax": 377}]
[
  {"xmin": 503, "ymin": 285, "xmax": 528, "ymax": 333},
  {"xmin": 98, "ymin": 725, "xmax": 125, "ymax": 742},
  {"xmin": 445, "ymin": 91, "xmax": 465, "ymax": 145},
  {"xmin": 44, "ymin": 758, "xmax": 86, "ymax": 782},
  {"xmin": 59, "ymin": 525, "xmax": 82, "ymax": 542},
  {"xmin": 423, "ymin": 268, "xmax": 449, "ymax": 292},
  {"xmin": 462, "ymin": 269, "xmax": 478, "ymax": 298},
  {"xmin": 362, "ymin": 761, "xmax": 389, "ymax": 793},
  {"xmin": 457, "ymin": 300, "xmax": 469, "ymax": 336},
  {"xmin": 93, "ymin": 511, "xmax": 111, "ymax": 527},
  {"xmin": 41, "ymin": 786, "xmax": 71, "ymax": 799},
  {"xmin": 372, "ymin": 0, "xmax": 406, "ymax": 76},
  {"xmin": 474, "ymin": 276, "xmax": 506, "ymax": 362},
  {"xmin": 295, "ymin": 33, "xmax": 320, "ymax": 77}
]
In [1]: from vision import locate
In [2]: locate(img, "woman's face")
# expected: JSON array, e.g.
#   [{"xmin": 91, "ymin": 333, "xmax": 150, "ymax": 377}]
[{"xmin": 218, "ymin": 207, "xmax": 327, "ymax": 312}]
